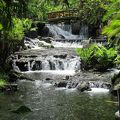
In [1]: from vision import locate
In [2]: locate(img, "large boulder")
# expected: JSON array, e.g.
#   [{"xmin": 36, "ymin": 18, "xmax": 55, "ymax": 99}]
[
  {"xmin": 25, "ymin": 30, "xmax": 38, "ymax": 39},
  {"xmin": 37, "ymin": 23, "xmax": 49, "ymax": 37}
]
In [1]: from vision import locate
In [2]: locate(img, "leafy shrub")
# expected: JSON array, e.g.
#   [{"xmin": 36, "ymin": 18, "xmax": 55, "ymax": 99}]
[
  {"xmin": 22, "ymin": 18, "xmax": 32, "ymax": 31},
  {"xmin": 0, "ymin": 73, "xmax": 8, "ymax": 87},
  {"xmin": 76, "ymin": 44, "xmax": 117, "ymax": 71},
  {"xmin": 6, "ymin": 18, "xmax": 24, "ymax": 41},
  {"xmin": 102, "ymin": 0, "xmax": 120, "ymax": 39},
  {"xmin": 0, "ymin": 79, "xmax": 6, "ymax": 87},
  {"xmin": 6, "ymin": 18, "xmax": 32, "ymax": 42},
  {"xmin": 114, "ymin": 55, "xmax": 120, "ymax": 69}
]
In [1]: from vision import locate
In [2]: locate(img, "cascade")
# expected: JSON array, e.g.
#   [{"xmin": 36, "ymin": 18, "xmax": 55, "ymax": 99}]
[
  {"xmin": 12, "ymin": 55, "xmax": 81, "ymax": 72},
  {"xmin": 46, "ymin": 24, "xmax": 79, "ymax": 39},
  {"xmin": 79, "ymin": 25, "xmax": 89, "ymax": 39},
  {"xmin": 24, "ymin": 24, "xmax": 90, "ymax": 49}
]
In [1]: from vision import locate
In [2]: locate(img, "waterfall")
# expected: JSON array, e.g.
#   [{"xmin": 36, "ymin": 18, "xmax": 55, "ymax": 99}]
[
  {"xmin": 12, "ymin": 56, "xmax": 81, "ymax": 72},
  {"xmin": 47, "ymin": 24, "xmax": 79, "ymax": 39},
  {"xmin": 24, "ymin": 24, "xmax": 89, "ymax": 49},
  {"xmin": 57, "ymin": 23, "xmax": 72, "ymax": 33},
  {"xmin": 47, "ymin": 24, "xmax": 89, "ymax": 39},
  {"xmin": 79, "ymin": 25, "xmax": 89, "ymax": 39}
]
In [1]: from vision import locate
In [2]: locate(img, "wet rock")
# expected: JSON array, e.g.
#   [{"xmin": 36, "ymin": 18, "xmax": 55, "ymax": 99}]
[
  {"xmin": 77, "ymin": 82, "xmax": 91, "ymax": 92},
  {"xmin": 67, "ymin": 81, "xmax": 79, "ymax": 89},
  {"xmin": 16, "ymin": 61, "xmax": 29, "ymax": 71},
  {"xmin": 89, "ymin": 81, "xmax": 111, "ymax": 89},
  {"xmin": 63, "ymin": 76, "xmax": 70, "ymax": 80},
  {"xmin": 37, "ymin": 22, "xmax": 45, "ymax": 33},
  {"xmin": 9, "ymin": 70, "xmax": 34, "ymax": 81},
  {"xmin": 54, "ymin": 81, "xmax": 67, "ymax": 87},
  {"xmin": 37, "ymin": 40, "xmax": 54, "ymax": 48},
  {"xmin": 25, "ymin": 30, "xmax": 38, "ymax": 39},
  {"xmin": 12, "ymin": 105, "xmax": 32, "ymax": 114},
  {"xmin": 46, "ymin": 78, "xmax": 52, "ymax": 81},
  {"xmin": 111, "ymin": 72, "xmax": 120, "ymax": 96},
  {"xmin": 9, "ymin": 71, "xmax": 21, "ymax": 82},
  {"xmin": 0, "ymin": 84, "xmax": 18, "ymax": 92},
  {"xmin": 32, "ymin": 61, "xmax": 42, "ymax": 71},
  {"xmin": 54, "ymin": 54, "xmax": 67, "ymax": 59},
  {"xmin": 40, "ymin": 37, "xmax": 54, "ymax": 43},
  {"xmin": 101, "ymin": 83, "xmax": 111, "ymax": 89},
  {"xmin": 38, "ymin": 26, "xmax": 49, "ymax": 37}
]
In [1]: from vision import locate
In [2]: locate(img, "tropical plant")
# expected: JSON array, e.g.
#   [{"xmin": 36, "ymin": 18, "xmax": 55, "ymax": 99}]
[
  {"xmin": 0, "ymin": 79, "xmax": 6, "ymax": 87},
  {"xmin": 102, "ymin": 0, "xmax": 120, "ymax": 39},
  {"xmin": 3, "ymin": 18, "xmax": 32, "ymax": 42},
  {"xmin": 76, "ymin": 44, "xmax": 117, "ymax": 71},
  {"xmin": 114, "ymin": 55, "xmax": 120, "ymax": 69},
  {"xmin": 0, "ymin": 72, "xmax": 8, "ymax": 87},
  {"xmin": 26, "ymin": 0, "xmax": 79, "ymax": 20},
  {"xmin": 0, "ymin": 0, "xmax": 29, "ymax": 30}
]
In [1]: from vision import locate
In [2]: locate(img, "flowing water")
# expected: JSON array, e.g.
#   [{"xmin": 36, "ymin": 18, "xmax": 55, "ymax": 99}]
[
  {"xmin": 0, "ymin": 80, "xmax": 117, "ymax": 120},
  {"xmin": 3, "ymin": 24, "xmax": 118, "ymax": 120}
]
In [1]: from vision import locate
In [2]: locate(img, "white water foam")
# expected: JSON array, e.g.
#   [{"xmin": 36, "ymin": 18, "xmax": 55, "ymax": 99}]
[
  {"xmin": 52, "ymin": 41, "xmax": 83, "ymax": 48},
  {"xmin": 22, "ymin": 70, "xmax": 76, "ymax": 76},
  {"xmin": 87, "ymin": 88, "xmax": 109, "ymax": 94}
]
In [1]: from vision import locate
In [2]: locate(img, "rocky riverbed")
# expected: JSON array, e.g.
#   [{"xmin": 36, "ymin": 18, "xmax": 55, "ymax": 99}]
[{"xmin": 8, "ymin": 44, "xmax": 119, "ymax": 93}]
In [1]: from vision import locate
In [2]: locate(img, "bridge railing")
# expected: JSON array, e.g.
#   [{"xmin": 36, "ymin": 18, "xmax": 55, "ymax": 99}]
[{"xmin": 48, "ymin": 9, "xmax": 79, "ymax": 22}]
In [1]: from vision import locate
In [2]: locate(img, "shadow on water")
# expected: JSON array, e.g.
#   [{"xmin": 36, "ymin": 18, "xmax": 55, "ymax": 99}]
[{"xmin": 0, "ymin": 80, "xmax": 118, "ymax": 120}]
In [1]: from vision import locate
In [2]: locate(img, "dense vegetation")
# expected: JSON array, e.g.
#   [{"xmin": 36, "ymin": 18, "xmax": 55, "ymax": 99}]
[
  {"xmin": 0, "ymin": 0, "xmax": 120, "ymax": 83},
  {"xmin": 76, "ymin": 44, "xmax": 117, "ymax": 71},
  {"xmin": 102, "ymin": 0, "xmax": 120, "ymax": 39}
]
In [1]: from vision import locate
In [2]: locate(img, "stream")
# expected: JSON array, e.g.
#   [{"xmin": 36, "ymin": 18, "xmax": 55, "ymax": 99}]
[
  {"xmin": 1, "ymin": 24, "xmax": 118, "ymax": 120},
  {"xmin": 0, "ymin": 80, "xmax": 117, "ymax": 120}
]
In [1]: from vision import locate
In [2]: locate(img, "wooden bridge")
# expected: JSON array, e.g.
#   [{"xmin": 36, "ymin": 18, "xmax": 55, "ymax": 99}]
[{"xmin": 48, "ymin": 9, "xmax": 79, "ymax": 22}]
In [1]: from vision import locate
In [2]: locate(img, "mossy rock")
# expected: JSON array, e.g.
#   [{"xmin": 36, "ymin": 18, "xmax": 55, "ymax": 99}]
[
  {"xmin": 111, "ymin": 72, "xmax": 120, "ymax": 85},
  {"xmin": 111, "ymin": 72, "xmax": 120, "ymax": 95},
  {"xmin": 12, "ymin": 105, "xmax": 32, "ymax": 114}
]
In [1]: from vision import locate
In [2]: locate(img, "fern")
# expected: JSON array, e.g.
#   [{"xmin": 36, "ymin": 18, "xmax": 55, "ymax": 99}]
[
  {"xmin": 76, "ymin": 44, "xmax": 117, "ymax": 70},
  {"xmin": 102, "ymin": 0, "xmax": 120, "ymax": 39}
]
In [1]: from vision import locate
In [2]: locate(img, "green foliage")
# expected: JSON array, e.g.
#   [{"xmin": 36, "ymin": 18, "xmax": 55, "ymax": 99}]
[
  {"xmin": 0, "ymin": 23, "xmax": 3, "ymax": 30},
  {"xmin": 102, "ymin": 0, "xmax": 120, "ymax": 22},
  {"xmin": 27, "ymin": 0, "xmax": 79, "ymax": 20},
  {"xmin": 4, "ymin": 18, "xmax": 32, "ymax": 42},
  {"xmin": 0, "ymin": 0, "xmax": 29, "ymax": 30},
  {"xmin": 102, "ymin": 19, "xmax": 120, "ymax": 38},
  {"xmin": 102, "ymin": 0, "xmax": 120, "ymax": 39},
  {"xmin": 6, "ymin": 18, "xmax": 24, "ymax": 41},
  {"xmin": 0, "ymin": 79, "xmax": 6, "ymax": 87},
  {"xmin": 0, "ymin": 73, "xmax": 8, "ymax": 87},
  {"xmin": 76, "ymin": 45, "xmax": 93, "ymax": 68},
  {"xmin": 78, "ymin": 0, "xmax": 109, "ymax": 25},
  {"xmin": 76, "ymin": 44, "xmax": 117, "ymax": 71},
  {"xmin": 114, "ymin": 55, "xmax": 120, "ymax": 69},
  {"xmin": 22, "ymin": 18, "xmax": 32, "ymax": 31}
]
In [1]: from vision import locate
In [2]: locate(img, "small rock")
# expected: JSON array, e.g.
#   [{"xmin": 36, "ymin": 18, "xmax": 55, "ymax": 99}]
[
  {"xmin": 77, "ymin": 82, "xmax": 91, "ymax": 92},
  {"xmin": 0, "ymin": 84, "xmax": 18, "ymax": 92},
  {"xmin": 12, "ymin": 105, "xmax": 32, "ymax": 114},
  {"xmin": 54, "ymin": 54, "xmax": 67, "ymax": 59},
  {"xmin": 46, "ymin": 78, "xmax": 51, "ymax": 81},
  {"xmin": 54, "ymin": 81, "xmax": 67, "ymax": 87}
]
